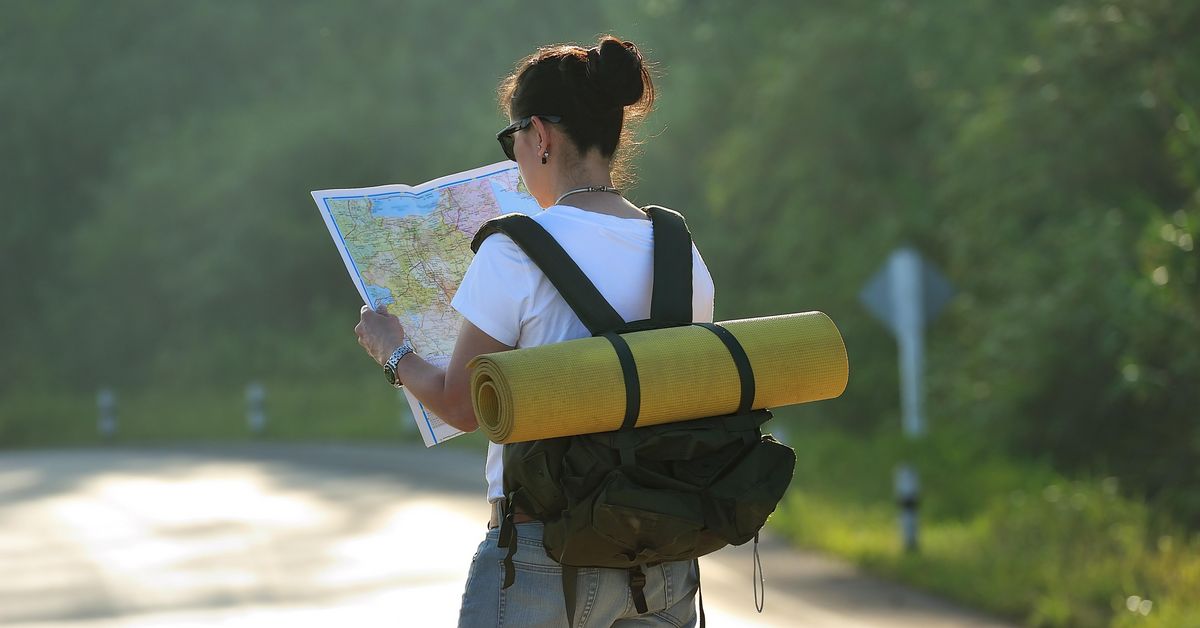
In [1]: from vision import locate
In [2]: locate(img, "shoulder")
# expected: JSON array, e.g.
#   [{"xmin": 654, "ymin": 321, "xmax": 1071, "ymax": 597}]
[
  {"xmin": 470, "ymin": 209, "xmax": 596, "ymax": 254},
  {"xmin": 474, "ymin": 230, "xmax": 525, "ymax": 260}
]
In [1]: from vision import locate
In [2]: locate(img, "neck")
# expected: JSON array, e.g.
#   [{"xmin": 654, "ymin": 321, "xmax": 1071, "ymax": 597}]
[
  {"xmin": 552, "ymin": 160, "xmax": 615, "ymax": 204},
  {"xmin": 555, "ymin": 185, "xmax": 621, "ymax": 206}
]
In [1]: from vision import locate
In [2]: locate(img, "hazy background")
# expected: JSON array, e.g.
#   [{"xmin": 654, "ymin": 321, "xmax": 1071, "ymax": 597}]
[{"xmin": 2, "ymin": 1, "xmax": 1197, "ymax": 625}]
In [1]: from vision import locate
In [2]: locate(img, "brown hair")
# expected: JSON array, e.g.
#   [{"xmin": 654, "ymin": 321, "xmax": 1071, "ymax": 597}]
[{"xmin": 498, "ymin": 35, "xmax": 655, "ymax": 187}]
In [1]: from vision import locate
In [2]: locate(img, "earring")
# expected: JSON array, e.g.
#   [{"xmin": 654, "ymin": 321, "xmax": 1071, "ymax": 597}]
[{"xmin": 541, "ymin": 151, "xmax": 549, "ymax": 165}]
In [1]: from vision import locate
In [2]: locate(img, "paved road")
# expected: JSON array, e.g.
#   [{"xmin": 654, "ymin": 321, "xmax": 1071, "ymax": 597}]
[{"xmin": 0, "ymin": 444, "xmax": 1013, "ymax": 627}]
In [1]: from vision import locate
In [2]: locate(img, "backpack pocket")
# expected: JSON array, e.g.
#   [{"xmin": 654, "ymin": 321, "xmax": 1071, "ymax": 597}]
[
  {"xmin": 706, "ymin": 434, "xmax": 796, "ymax": 543},
  {"xmin": 590, "ymin": 469, "xmax": 707, "ymax": 560},
  {"xmin": 503, "ymin": 442, "xmax": 568, "ymax": 516}
]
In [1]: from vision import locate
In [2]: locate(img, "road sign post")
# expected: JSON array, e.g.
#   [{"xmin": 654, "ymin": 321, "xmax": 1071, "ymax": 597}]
[{"xmin": 861, "ymin": 247, "xmax": 953, "ymax": 552}]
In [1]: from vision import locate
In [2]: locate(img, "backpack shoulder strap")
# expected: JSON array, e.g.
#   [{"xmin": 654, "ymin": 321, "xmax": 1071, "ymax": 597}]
[
  {"xmin": 472, "ymin": 213, "xmax": 624, "ymax": 335},
  {"xmin": 644, "ymin": 206, "xmax": 694, "ymax": 325}
]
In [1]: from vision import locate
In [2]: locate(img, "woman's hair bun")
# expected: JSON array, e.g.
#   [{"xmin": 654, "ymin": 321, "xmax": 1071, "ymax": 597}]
[{"xmin": 589, "ymin": 36, "xmax": 645, "ymax": 109}]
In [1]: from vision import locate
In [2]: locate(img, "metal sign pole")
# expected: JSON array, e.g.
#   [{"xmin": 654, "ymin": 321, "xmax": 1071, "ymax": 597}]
[{"xmin": 891, "ymin": 249, "xmax": 926, "ymax": 439}]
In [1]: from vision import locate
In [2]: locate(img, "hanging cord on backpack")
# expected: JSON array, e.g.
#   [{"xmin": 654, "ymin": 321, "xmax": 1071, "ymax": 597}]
[
  {"xmin": 694, "ymin": 559, "xmax": 706, "ymax": 628},
  {"xmin": 753, "ymin": 532, "xmax": 765, "ymax": 612}
]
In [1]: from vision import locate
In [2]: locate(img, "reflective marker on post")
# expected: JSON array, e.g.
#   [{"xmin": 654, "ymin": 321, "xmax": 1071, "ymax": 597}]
[{"xmin": 894, "ymin": 464, "xmax": 920, "ymax": 552}]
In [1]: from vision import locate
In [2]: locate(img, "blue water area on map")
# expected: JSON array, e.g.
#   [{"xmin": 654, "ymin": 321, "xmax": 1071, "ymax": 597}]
[
  {"xmin": 366, "ymin": 285, "xmax": 395, "ymax": 308},
  {"xmin": 370, "ymin": 189, "xmax": 442, "ymax": 218},
  {"xmin": 490, "ymin": 180, "xmax": 540, "ymax": 215}
]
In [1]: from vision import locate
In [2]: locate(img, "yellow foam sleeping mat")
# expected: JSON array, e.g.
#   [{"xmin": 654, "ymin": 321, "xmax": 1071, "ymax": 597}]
[{"xmin": 469, "ymin": 311, "xmax": 849, "ymax": 444}]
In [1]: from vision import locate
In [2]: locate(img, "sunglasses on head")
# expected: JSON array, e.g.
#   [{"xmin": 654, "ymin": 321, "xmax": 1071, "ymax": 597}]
[{"xmin": 496, "ymin": 115, "xmax": 562, "ymax": 162}]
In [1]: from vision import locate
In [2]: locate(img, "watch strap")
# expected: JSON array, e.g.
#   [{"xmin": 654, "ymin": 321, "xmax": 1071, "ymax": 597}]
[{"xmin": 383, "ymin": 340, "xmax": 415, "ymax": 387}]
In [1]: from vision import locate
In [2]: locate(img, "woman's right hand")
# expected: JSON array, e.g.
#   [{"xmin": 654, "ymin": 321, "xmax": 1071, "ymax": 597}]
[{"xmin": 355, "ymin": 304, "xmax": 408, "ymax": 366}]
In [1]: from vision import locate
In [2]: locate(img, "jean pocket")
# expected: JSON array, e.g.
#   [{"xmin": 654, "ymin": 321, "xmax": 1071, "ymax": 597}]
[{"xmin": 497, "ymin": 559, "xmax": 567, "ymax": 627}]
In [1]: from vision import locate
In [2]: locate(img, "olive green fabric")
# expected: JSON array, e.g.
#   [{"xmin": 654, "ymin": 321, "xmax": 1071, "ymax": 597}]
[
  {"xmin": 504, "ymin": 409, "xmax": 796, "ymax": 569},
  {"xmin": 470, "ymin": 312, "xmax": 849, "ymax": 444}
]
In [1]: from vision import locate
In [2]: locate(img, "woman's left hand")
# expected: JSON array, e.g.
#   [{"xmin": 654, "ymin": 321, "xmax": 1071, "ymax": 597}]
[{"xmin": 355, "ymin": 304, "xmax": 408, "ymax": 366}]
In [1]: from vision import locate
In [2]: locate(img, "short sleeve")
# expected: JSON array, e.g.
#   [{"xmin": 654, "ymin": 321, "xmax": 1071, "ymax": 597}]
[
  {"xmin": 692, "ymin": 243, "xmax": 716, "ymax": 324},
  {"xmin": 450, "ymin": 234, "xmax": 532, "ymax": 347}
]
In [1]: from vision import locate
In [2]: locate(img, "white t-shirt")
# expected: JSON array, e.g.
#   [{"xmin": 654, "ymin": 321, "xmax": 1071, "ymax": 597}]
[{"xmin": 450, "ymin": 204, "xmax": 716, "ymax": 502}]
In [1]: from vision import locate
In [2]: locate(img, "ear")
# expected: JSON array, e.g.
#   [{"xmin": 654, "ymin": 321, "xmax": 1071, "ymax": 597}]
[{"xmin": 530, "ymin": 115, "xmax": 552, "ymax": 153}]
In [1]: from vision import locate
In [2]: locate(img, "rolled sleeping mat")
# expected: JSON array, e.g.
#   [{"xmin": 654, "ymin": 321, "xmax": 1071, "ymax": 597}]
[{"xmin": 469, "ymin": 311, "xmax": 849, "ymax": 444}]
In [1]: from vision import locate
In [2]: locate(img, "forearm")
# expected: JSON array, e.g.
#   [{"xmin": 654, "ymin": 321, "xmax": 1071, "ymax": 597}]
[{"xmin": 395, "ymin": 354, "xmax": 478, "ymax": 432}]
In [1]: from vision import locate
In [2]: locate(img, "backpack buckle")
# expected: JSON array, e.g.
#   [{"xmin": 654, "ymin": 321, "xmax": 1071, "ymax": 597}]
[
  {"xmin": 628, "ymin": 565, "xmax": 649, "ymax": 614},
  {"xmin": 497, "ymin": 494, "xmax": 520, "ymax": 589}
]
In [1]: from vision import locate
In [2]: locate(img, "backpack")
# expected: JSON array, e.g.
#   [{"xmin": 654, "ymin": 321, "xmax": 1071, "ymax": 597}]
[{"xmin": 470, "ymin": 205, "xmax": 796, "ymax": 626}]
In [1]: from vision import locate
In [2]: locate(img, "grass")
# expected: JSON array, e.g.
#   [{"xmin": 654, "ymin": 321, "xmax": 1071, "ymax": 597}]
[
  {"xmin": 0, "ymin": 378, "xmax": 486, "ymax": 452},
  {"xmin": 768, "ymin": 413, "xmax": 1200, "ymax": 627}
]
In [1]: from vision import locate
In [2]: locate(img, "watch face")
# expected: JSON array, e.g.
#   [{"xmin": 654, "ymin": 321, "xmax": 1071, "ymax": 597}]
[
  {"xmin": 384, "ymin": 363, "xmax": 399, "ymax": 385},
  {"xmin": 383, "ymin": 343, "xmax": 411, "ymax": 387}
]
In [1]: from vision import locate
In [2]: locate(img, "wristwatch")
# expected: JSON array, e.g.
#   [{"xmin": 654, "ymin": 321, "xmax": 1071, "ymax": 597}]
[{"xmin": 383, "ymin": 339, "xmax": 415, "ymax": 388}]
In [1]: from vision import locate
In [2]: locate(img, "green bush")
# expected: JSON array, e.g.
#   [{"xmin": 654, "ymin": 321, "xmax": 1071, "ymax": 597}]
[{"xmin": 772, "ymin": 420, "xmax": 1200, "ymax": 627}]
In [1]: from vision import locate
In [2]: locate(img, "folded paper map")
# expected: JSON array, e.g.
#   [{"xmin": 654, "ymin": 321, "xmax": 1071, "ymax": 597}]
[{"xmin": 312, "ymin": 161, "xmax": 540, "ymax": 446}]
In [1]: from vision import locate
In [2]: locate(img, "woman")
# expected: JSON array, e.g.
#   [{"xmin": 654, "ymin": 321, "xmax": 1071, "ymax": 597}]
[{"xmin": 355, "ymin": 35, "xmax": 715, "ymax": 627}]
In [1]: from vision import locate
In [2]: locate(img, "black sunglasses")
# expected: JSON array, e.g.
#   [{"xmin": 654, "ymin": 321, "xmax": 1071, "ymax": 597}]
[{"xmin": 496, "ymin": 115, "xmax": 562, "ymax": 162}]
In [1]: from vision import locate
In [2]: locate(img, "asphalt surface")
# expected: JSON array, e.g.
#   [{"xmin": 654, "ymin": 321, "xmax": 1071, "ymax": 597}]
[{"xmin": 0, "ymin": 443, "xmax": 1014, "ymax": 627}]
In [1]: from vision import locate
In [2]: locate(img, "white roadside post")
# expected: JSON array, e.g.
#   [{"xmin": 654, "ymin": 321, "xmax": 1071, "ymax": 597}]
[
  {"xmin": 246, "ymin": 382, "xmax": 266, "ymax": 436},
  {"xmin": 97, "ymin": 387, "xmax": 117, "ymax": 441},
  {"xmin": 860, "ymin": 247, "xmax": 954, "ymax": 553},
  {"xmin": 397, "ymin": 388, "xmax": 416, "ymax": 436},
  {"xmin": 894, "ymin": 463, "xmax": 921, "ymax": 551}
]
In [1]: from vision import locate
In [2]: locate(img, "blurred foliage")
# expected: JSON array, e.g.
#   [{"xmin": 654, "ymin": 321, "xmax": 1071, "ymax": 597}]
[
  {"xmin": 1, "ymin": 1, "xmax": 1198, "ymax": 624},
  {"xmin": 624, "ymin": 0, "xmax": 1200, "ymax": 526}
]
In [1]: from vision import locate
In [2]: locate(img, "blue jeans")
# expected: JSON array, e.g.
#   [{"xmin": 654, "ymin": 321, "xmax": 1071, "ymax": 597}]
[{"xmin": 457, "ymin": 522, "xmax": 698, "ymax": 627}]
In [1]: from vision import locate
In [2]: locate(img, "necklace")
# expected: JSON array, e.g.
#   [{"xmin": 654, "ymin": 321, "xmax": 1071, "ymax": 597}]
[{"xmin": 554, "ymin": 185, "xmax": 622, "ymax": 206}]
